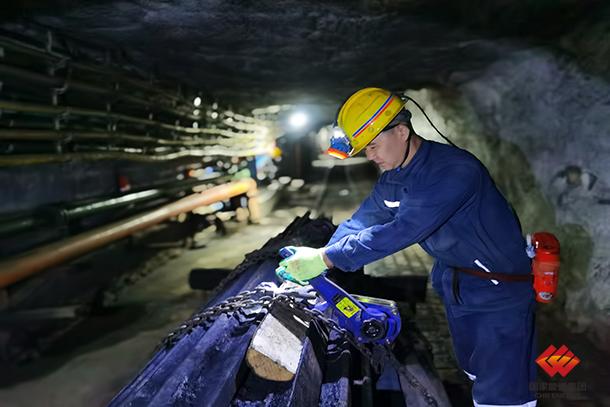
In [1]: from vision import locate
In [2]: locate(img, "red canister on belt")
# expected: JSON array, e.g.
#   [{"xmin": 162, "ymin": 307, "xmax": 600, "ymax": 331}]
[{"xmin": 528, "ymin": 232, "xmax": 560, "ymax": 303}]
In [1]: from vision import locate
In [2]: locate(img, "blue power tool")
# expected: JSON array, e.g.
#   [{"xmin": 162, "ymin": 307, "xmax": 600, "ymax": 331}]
[{"xmin": 277, "ymin": 247, "xmax": 401, "ymax": 345}]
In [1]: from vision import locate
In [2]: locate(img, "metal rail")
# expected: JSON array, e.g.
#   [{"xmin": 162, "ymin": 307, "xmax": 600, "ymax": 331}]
[
  {"xmin": 0, "ymin": 146, "xmax": 273, "ymax": 165},
  {"xmin": 0, "ymin": 176, "xmax": 227, "ymax": 237},
  {"xmin": 0, "ymin": 34, "xmax": 188, "ymax": 107},
  {"xmin": 0, "ymin": 178, "xmax": 257, "ymax": 288},
  {"xmin": 0, "ymin": 28, "xmax": 275, "ymax": 167},
  {"xmin": 0, "ymin": 100, "xmax": 268, "ymax": 141},
  {"xmin": 0, "ymin": 63, "xmax": 157, "ymax": 109},
  {"xmin": 0, "ymin": 129, "xmax": 264, "ymax": 146}
]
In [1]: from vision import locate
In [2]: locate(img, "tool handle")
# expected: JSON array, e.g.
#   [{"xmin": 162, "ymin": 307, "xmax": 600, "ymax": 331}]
[
  {"xmin": 279, "ymin": 246, "xmax": 296, "ymax": 259},
  {"xmin": 309, "ymin": 275, "xmax": 365, "ymax": 310},
  {"xmin": 276, "ymin": 246, "xmax": 302, "ymax": 284}
]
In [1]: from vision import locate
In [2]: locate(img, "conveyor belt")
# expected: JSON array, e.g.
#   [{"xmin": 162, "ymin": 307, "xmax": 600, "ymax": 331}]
[{"xmin": 109, "ymin": 213, "xmax": 452, "ymax": 406}]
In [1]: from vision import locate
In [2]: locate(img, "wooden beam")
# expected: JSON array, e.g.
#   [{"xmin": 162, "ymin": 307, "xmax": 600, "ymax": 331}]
[{"xmin": 246, "ymin": 300, "xmax": 313, "ymax": 381}]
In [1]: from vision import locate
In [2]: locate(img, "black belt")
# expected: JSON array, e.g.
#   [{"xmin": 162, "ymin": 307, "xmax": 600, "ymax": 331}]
[
  {"xmin": 455, "ymin": 267, "xmax": 533, "ymax": 282},
  {"xmin": 451, "ymin": 267, "xmax": 532, "ymax": 304}
]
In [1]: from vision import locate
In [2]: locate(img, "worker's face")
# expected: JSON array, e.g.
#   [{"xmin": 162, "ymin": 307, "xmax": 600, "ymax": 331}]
[{"xmin": 364, "ymin": 124, "xmax": 410, "ymax": 171}]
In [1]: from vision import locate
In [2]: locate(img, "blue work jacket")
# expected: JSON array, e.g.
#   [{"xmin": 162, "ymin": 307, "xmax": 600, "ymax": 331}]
[{"xmin": 325, "ymin": 140, "xmax": 534, "ymax": 312}]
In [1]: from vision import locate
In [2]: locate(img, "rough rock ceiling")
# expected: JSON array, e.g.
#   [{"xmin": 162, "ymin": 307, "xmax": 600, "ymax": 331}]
[{"xmin": 0, "ymin": 0, "xmax": 604, "ymax": 108}]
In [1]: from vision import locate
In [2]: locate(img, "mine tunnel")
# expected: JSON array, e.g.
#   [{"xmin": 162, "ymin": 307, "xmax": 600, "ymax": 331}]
[{"xmin": 0, "ymin": 1, "xmax": 609, "ymax": 406}]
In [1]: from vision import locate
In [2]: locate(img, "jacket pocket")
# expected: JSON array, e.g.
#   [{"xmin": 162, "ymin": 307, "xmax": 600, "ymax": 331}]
[{"xmin": 440, "ymin": 267, "xmax": 461, "ymax": 305}]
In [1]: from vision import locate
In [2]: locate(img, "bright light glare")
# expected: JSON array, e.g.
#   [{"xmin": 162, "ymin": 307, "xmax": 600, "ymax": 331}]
[
  {"xmin": 289, "ymin": 112, "xmax": 308, "ymax": 129},
  {"xmin": 333, "ymin": 128, "xmax": 344, "ymax": 138},
  {"xmin": 193, "ymin": 96, "xmax": 202, "ymax": 107}
]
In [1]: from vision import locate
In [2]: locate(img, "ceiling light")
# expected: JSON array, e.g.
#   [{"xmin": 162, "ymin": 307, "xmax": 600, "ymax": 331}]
[
  {"xmin": 193, "ymin": 97, "xmax": 202, "ymax": 107},
  {"xmin": 289, "ymin": 112, "xmax": 308, "ymax": 129}
]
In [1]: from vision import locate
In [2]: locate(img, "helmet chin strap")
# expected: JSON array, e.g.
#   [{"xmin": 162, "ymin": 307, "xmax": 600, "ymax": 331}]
[{"xmin": 395, "ymin": 131, "xmax": 413, "ymax": 172}]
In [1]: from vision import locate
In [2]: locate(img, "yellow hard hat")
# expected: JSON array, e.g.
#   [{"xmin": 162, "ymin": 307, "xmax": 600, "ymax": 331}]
[{"xmin": 329, "ymin": 88, "xmax": 405, "ymax": 159}]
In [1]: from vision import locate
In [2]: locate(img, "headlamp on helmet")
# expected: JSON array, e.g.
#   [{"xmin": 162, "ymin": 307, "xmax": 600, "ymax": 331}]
[{"xmin": 327, "ymin": 128, "xmax": 352, "ymax": 159}]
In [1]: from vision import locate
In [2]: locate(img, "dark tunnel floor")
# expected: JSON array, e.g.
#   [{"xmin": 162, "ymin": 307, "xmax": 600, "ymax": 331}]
[{"xmin": 0, "ymin": 168, "xmax": 609, "ymax": 406}]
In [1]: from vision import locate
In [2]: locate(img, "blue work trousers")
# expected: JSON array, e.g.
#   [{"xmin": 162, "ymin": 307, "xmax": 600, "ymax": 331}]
[{"xmin": 432, "ymin": 266, "xmax": 538, "ymax": 406}]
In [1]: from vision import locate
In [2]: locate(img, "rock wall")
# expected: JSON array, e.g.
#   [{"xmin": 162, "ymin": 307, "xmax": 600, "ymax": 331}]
[{"xmin": 405, "ymin": 47, "xmax": 610, "ymax": 350}]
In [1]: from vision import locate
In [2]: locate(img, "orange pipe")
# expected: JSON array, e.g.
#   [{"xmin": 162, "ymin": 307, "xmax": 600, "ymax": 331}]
[{"xmin": 0, "ymin": 178, "xmax": 257, "ymax": 288}]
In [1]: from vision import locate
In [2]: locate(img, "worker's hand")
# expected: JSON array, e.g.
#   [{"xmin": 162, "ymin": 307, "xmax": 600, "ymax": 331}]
[
  {"xmin": 275, "ymin": 265, "xmax": 306, "ymax": 285},
  {"xmin": 276, "ymin": 246, "xmax": 327, "ymax": 284}
]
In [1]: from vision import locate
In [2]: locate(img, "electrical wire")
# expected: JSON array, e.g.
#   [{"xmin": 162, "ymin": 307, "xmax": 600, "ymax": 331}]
[{"xmin": 402, "ymin": 95, "xmax": 457, "ymax": 147}]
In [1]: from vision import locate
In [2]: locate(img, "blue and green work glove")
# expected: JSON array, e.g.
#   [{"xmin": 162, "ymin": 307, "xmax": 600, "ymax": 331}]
[{"xmin": 275, "ymin": 246, "xmax": 328, "ymax": 285}]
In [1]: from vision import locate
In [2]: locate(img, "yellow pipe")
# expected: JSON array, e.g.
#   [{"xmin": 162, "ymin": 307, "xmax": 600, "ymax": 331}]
[{"xmin": 0, "ymin": 178, "xmax": 257, "ymax": 288}]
